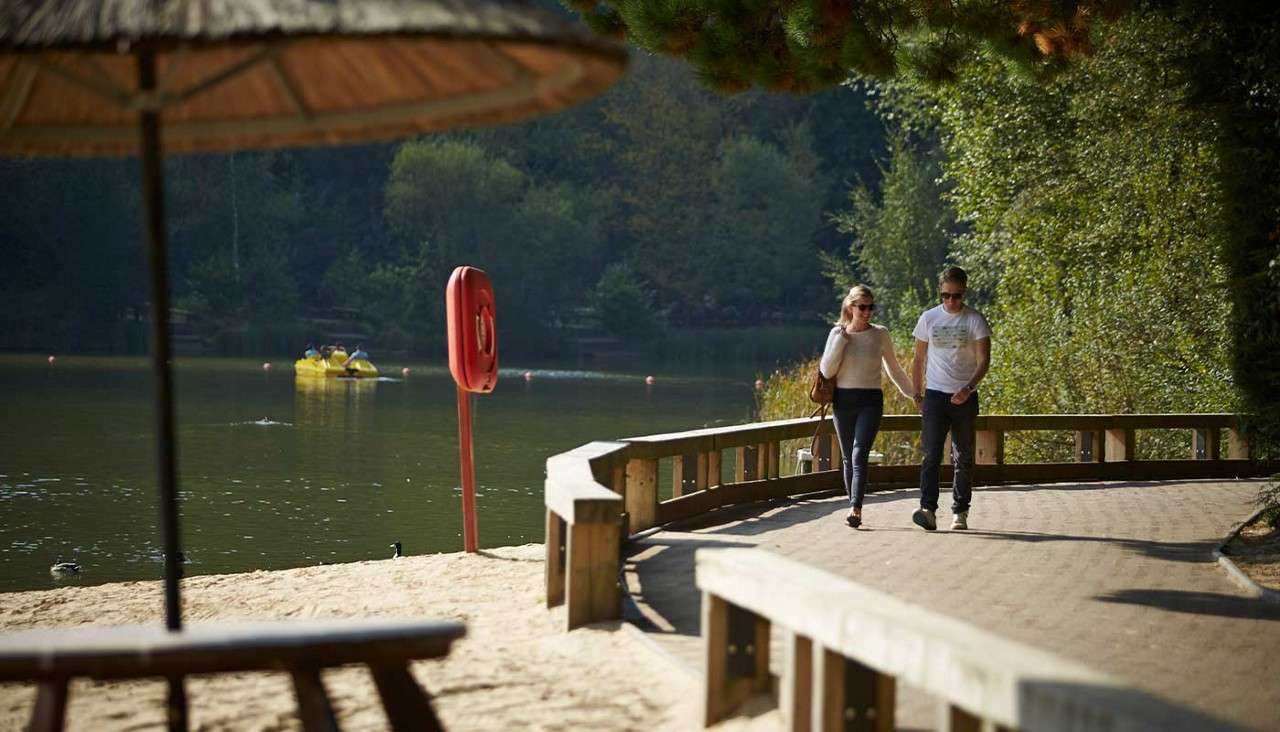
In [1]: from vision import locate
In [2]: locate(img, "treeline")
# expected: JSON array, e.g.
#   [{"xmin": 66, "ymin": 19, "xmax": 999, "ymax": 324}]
[{"xmin": 1, "ymin": 54, "xmax": 885, "ymax": 360}]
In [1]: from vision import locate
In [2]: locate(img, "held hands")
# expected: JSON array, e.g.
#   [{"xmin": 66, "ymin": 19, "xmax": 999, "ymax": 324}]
[
  {"xmin": 950, "ymin": 386, "xmax": 973, "ymax": 405},
  {"xmin": 912, "ymin": 393, "xmax": 923, "ymax": 414}
]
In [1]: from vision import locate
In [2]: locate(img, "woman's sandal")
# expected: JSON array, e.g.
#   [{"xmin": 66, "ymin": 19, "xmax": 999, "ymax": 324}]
[{"xmin": 845, "ymin": 512, "xmax": 862, "ymax": 528}]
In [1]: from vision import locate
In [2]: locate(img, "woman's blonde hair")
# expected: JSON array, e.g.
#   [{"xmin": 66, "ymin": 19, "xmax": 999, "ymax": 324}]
[{"xmin": 837, "ymin": 285, "xmax": 874, "ymax": 328}]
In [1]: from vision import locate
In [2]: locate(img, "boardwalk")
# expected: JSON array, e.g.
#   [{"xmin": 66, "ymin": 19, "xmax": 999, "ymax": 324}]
[{"xmin": 623, "ymin": 479, "xmax": 1279, "ymax": 731}]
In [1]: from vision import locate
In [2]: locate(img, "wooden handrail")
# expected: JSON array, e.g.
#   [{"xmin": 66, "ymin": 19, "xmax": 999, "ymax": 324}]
[
  {"xmin": 546, "ymin": 414, "xmax": 1269, "ymax": 631},
  {"xmin": 696, "ymin": 548, "xmax": 1240, "ymax": 730}
]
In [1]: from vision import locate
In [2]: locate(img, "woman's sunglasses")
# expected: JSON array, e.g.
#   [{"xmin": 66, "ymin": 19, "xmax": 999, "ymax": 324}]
[{"xmin": 853, "ymin": 304, "xmax": 875, "ymax": 311}]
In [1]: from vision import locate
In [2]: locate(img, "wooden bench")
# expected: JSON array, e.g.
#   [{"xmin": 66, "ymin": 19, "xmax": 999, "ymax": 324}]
[
  {"xmin": 0, "ymin": 617, "xmax": 465, "ymax": 731},
  {"xmin": 696, "ymin": 548, "xmax": 1241, "ymax": 731}
]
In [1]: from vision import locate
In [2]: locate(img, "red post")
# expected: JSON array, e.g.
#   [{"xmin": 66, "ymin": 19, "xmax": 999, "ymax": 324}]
[{"xmin": 456, "ymin": 385, "xmax": 479, "ymax": 553}]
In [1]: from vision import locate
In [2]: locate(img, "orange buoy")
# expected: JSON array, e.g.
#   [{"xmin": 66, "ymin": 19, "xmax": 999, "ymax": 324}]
[
  {"xmin": 402, "ymin": 367, "xmax": 411, "ymax": 376},
  {"xmin": 644, "ymin": 375, "xmax": 656, "ymax": 385},
  {"xmin": 262, "ymin": 362, "xmax": 271, "ymax": 371},
  {"xmin": 47, "ymin": 355, "xmax": 56, "ymax": 365},
  {"xmin": 523, "ymin": 371, "xmax": 533, "ymax": 381}
]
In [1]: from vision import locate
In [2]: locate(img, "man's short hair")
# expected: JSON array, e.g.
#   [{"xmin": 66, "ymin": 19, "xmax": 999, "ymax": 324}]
[{"xmin": 940, "ymin": 266, "xmax": 968, "ymax": 287}]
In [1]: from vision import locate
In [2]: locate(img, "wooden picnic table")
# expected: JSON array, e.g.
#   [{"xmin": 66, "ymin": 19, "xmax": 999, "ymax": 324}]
[{"xmin": 0, "ymin": 617, "xmax": 465, "ymax": 731}]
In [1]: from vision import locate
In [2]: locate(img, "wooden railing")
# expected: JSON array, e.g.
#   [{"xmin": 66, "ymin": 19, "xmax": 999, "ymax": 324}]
[
  {"xmin": 544, "ymin": 413, "xmax": 1269, "ymax": 628},
  {"xmin": 696, "ymin": 548, "xmax": 1238, "ymax": 731}
]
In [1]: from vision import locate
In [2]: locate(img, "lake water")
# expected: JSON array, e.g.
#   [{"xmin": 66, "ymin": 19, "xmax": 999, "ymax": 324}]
[{"xmin": 0, "ymin": 355, "xmax": 757, "ymax": 593}]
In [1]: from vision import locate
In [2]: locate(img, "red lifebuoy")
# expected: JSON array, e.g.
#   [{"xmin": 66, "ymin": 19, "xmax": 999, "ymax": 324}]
[{"xmin": 446, "ymin": 266, "xmax": 499, "ymax": 393}]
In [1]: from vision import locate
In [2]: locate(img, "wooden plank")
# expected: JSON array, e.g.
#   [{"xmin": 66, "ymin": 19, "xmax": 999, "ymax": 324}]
[
  {"xmin": 545, "ymin": 509, "xmax": 565, "ymax": 608},
  {"xmin": 624, "ymin": 458, "xmax": 658, "ymax": 533},
  {"xmin": 28, "ymin": 679, "xmax": 68, "ymax": 732},
  {"xmin": 565, "ymin": 522, "xmax": 593, "ymax": 630},
  {"xmin": 369, "ymin": 663, "xmax": 442, "ymax": 732},
  {"xmin": 289, "ymin": 666, "xmax": 338, "ymax": 732},
  {"xmin": 768, "ymin": 441, "xmax": 781, "ymax": 478},
  {"xmin": 708, "ymin": 450, "xmax": 723, "ymax": 488},
  {"xmin": 0, "ymin": 620, "xmax": 465, "ymax": 681},
  {"xmin": 656, "ymin": 472, "xmax": 845, "ymax": 526},
  {"xmin": 1104, "ymin": 428, "xmax": 1134, "ymax": 462},
  {"xmin": 939, "ymin": 703, "xmax": 982, "ymax": 732},
  {"xmin": 814, "ymin": 646, "xmax": 843, "ymax": 732},
  {"xmin": 783, "ymin": 632, "xmax": 813, "ymax": 732},
  {"xmin": 543, "ymin": 477, "xmax": 621, "ymax": 525},
  {"xmin": 673, "ymin": 454, "xmax": 690, "ymax": 498}
]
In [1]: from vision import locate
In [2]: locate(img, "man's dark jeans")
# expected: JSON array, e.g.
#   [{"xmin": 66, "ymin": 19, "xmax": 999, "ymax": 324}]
[
  {"xmin": 833, "ymin": 388, "xmax": 884, "ymax": 509},
  {"xmin": 919, "ymin": 389, "xmax": 979, "ymax": 513}
]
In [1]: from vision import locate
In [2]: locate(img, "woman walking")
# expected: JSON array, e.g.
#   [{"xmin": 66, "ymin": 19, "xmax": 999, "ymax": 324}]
[{"xmin": 819, "ymin": 285, "xmax": 914, "ymax": 527}]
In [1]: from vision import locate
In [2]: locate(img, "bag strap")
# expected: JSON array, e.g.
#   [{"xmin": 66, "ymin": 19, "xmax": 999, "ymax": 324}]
[{"xmin": 809, "ymin": 403, "xmax": 829, "ymax": 460}]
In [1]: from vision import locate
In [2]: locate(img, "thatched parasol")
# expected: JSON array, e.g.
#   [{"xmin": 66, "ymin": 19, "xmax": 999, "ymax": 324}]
[{"xmin": 0, "ymin": 1, "xmax": 624, "ymax": 727}]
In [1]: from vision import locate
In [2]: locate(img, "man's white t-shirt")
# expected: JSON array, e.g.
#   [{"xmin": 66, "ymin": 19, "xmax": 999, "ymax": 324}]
[{"xmin": 912, "ymin": 304, "xmax": 991, "ymax": 393}]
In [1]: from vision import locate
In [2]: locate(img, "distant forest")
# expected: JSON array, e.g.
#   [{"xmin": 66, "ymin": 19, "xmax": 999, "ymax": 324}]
[{"xmin": 0, "ymin": 51, "xmax": 887, "ymax": 360}]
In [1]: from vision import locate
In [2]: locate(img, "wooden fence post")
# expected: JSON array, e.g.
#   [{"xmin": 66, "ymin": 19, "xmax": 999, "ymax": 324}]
[
  {"xmin": 625, "ymin": 459, "xmax": 658, "ymax": 534},
  {"xmin": 545, "ymin": 509, "xmax": 565, "ymax": 608},
  {"xmin": 782, "ymin": 632, "xmax": 813, "ymax": 732},
  {"xmin": 703, "ymin": 594, "xmax": 771, "ymax": 726},
  {"xmin": 1227, "ymin": 428, "xmax": 1251, "ymax": 460},
  {"xmin": 565, "ymin": 519, "xmax": 620, "ymax": 630},
  {"xmin": 1192, "ymin": 428, "xmax": 1220, "ymax": 460},
  {"xmin": 1104, "ymin": 427, "xmax": 1134, "ymax": 462},
  {"xmin": 975, "ymin": 430, "xmax": 1004, "ymax": 465},
  {"xmin": 813, "ymin": 645, "xmax": 894, "ymax": 732},
  {"xmin": 1075, "ymin": 430, "xmax": 1102, "ymax": 463}
]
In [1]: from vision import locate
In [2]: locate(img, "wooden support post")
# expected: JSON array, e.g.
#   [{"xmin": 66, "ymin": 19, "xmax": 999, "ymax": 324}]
[
  {"xmin": 28, "ymin": 679, "xmax": 68, "ymax": 732},
  {"xmin": 1227, "ymin": 428, "xmax": 1251, "ymax": 460},
  {"xmin": 545, "ymin": 509, "xmax": 565, "ymax": 608},
  {"xmin": 369, "ymin": 663, "xmax": 443, "ymax": 732},
  {"xmin": 1075, "ymin": 430, "xmax": 1102, "ymax": 463},
  {"xmin": 813, "ymin": 645, "xmax": 894, "ymax": 732},
  {"xmin": 938, "ymin": 703, "xmax": 981, "ymax": 732},
  {"xmin": 756, "ymin": 443, "xmax": 769, "ymax": 479},
  {"xmin": 1192, "ymin": 428, "xmax": 1220, "ymax": 460},
  {"xmin": 674, "ymin": 452, "xmax": 712, "ymax": 496},
  {"xmin": 625, "ymin": 459, "xmax": 658, "ymax": 533},
  {"xmin": 290, "ymin": 666, "xmax": 339, "ymax": 732},
  {"xmin": 767, "ymin": 442, "xmax": 781, "ymax": 479},
  {"xmin": 782, "ymin": 632, "xmax": 813, "ymax": 732},
  {"xmin": 565, "ymin": 519, "xmax": 621, "ymax": 630},
  {"xmin": 975, "ymin": 430, "xmax": 1004, "ymax": 465},
  {"xmin": 703, "ymin": 593, "xmax": 771, "ymax": 726},
  {"xmin": 735, "ymin": 446, "xmax": 749, "ymax": 482},
  {"xmin": 1104, "ymin": 427, "xmax": 1134, "ymax": 462}
]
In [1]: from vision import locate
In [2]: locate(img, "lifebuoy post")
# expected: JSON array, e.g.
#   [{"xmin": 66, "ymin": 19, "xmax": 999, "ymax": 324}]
[{"xmin": 445, "ymin": 266, "xmax": 498, "ymax": 553}]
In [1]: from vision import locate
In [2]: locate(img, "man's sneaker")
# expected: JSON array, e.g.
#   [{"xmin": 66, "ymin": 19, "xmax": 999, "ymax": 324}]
[
  {"xmin": 911, "ymin": 508, "xmax": 937, "ymax": 531},
  {"xmin": 951, "ymin": 511, "xmax": 969, "ymax": 531}
]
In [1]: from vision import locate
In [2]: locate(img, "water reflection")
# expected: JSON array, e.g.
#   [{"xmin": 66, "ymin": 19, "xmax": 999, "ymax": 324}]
[{"xmin": 294, "ymin": 376, "xmax": 378, "ymax": 429}]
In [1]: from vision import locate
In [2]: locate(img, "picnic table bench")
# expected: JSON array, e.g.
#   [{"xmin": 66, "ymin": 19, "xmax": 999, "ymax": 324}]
[{"xmin": 0, "ymin": 617, "xmax": 465, "ymax": 731}]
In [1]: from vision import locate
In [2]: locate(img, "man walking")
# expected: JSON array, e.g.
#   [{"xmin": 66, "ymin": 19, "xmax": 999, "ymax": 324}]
[{"xmin": 910, "ymin": 266, "xmax": 991, "ymax": 531}]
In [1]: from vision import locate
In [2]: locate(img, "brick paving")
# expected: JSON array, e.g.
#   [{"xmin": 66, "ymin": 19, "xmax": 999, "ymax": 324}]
[{"xmin": 622, "ymin": 479, "xmax": 1280, "ymax": 730}]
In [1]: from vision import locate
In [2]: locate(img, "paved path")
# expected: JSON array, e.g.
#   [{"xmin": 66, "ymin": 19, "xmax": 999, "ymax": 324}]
[{"xmin": 622, "ymin": 479, "xmax": 1279, "ymax": 730}]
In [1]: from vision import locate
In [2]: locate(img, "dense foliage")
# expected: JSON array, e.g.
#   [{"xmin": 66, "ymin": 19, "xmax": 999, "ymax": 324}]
[{"xmin": 563, "ymin": 0, "xmax": 1115, "ymax": 91}]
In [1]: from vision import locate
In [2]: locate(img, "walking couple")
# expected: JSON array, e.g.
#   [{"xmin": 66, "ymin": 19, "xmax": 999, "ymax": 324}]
[{"xmin": 818, "ymin": 266, "xmax": 991, "ymax": 531}]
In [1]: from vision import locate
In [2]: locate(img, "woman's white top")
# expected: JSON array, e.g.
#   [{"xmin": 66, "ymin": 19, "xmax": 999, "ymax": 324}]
[{"xmin": 818, "ymin": 324, "xmax": 913, "ymax": 397}]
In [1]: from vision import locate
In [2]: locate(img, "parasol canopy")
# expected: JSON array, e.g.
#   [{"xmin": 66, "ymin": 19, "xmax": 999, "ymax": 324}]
[{"xmin": 0, "ymin": 0, "xmax": 627, "ymax": 155}]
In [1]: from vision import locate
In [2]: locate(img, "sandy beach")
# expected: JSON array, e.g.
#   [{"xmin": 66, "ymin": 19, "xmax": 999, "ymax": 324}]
[{"xmin": 0, "ymin": 544, "xmax": 717, "ymax": 731}]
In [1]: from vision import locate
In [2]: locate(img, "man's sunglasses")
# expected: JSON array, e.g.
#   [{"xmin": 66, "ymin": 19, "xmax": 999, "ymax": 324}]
[{"xmin": 940, "ymin": 292, "xmax": 965, "ymax": 301}]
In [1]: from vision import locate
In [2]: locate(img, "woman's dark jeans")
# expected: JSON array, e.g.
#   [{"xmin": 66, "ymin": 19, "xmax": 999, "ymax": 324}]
[{"xmin": 832, "ymin": 388, "xmax": 884, "ymax": 508}]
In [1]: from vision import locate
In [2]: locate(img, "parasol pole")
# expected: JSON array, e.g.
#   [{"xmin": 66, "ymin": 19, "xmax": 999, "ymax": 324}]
[{"xmin": 138, "ymin": 48, "xmax": 189, "ymax": 731}]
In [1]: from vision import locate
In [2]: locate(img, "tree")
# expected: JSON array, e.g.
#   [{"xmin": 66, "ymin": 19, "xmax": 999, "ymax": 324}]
[
  {"xmin": 830, "ymin": 131, "xmax": 956, "ymax": 334},
  {"xmin": 563, "ymin": 0, "xmax": 1115, "ymax": 92}
]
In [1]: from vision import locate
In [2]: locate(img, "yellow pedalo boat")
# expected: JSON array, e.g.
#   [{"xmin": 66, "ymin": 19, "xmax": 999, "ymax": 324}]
[{"xmin": 294, "ymin": 349, "xmax": 379, "ymax": 378}]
